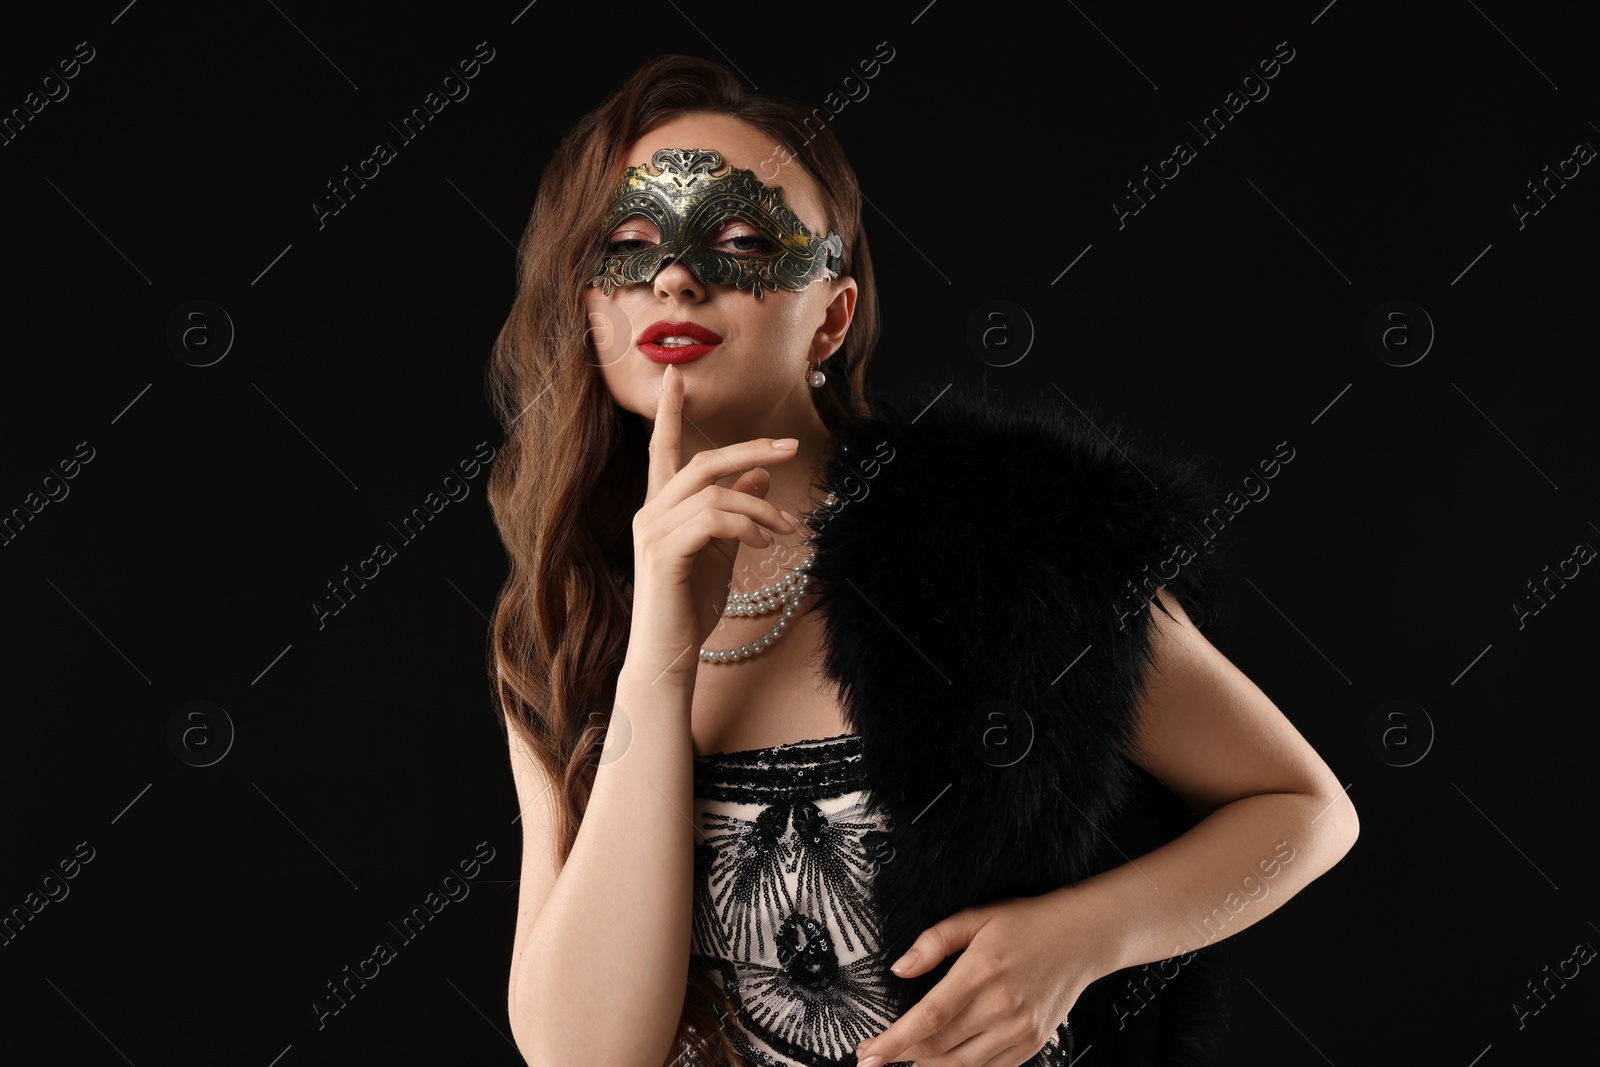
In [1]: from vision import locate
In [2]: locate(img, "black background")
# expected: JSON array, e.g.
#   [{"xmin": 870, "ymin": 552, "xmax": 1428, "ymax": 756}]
[{"xmin": 2, "ymin": 1, "xmax": 1597, "ymax": 1064}]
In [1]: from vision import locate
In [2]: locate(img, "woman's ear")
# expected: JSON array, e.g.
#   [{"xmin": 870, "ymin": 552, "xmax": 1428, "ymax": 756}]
[{"xmin": 813, "ymin": 278, "xmax": 857, "ymax": 360}]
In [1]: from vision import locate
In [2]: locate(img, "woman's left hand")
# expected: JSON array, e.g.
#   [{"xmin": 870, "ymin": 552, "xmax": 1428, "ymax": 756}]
[{"xmin": 853, "ymin": 892, "xmax": 1109, "ymax": 1067}]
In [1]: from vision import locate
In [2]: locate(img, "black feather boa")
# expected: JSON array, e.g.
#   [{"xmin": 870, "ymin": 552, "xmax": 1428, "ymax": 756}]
[{"xmin": 800, "ymin": 386, "xmax": 1236, "ymax": 1065}]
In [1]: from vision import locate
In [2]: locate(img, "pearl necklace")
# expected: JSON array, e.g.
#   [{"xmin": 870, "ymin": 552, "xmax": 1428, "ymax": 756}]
[{"xmin": 699, "ymin": 551, "xmax": 815, "ymax": 664}]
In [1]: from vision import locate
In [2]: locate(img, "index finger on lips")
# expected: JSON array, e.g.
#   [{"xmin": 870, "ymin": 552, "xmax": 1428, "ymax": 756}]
[{"xmin": 646, "ymin": 364, "xmax": 683, "ymax": 503}]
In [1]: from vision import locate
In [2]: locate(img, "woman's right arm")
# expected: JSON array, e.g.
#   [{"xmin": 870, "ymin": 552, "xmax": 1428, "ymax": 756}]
[
  {"xmin": 505, "ymin": 364, "xmax": 800, "ymax": 1066},
  {"xmin": 504, "ymin": 667, "xmax": 697, "ymax": 1067}
]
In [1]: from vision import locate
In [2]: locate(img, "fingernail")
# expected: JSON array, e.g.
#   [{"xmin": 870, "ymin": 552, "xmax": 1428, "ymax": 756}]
[
  {"xmin": 780, "ymin": 510, "xmax": 799, "ymax": 528},
  {"xmin": 890, "ymin": 950, "xmax": 918, "ymax": 974},
  {"xmin": 760, "ymin": 527, "xmax": 774, "ymax": 545},
  {"xmin": 773, "ymin": 438, "xmax": 799, "ymax": 449},
  {"xmin": 858, "ymin": 1055, "xmax": 883, "ymax": 1067}
]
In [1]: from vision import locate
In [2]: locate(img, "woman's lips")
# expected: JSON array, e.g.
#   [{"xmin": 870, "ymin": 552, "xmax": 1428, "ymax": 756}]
[
  {"xmin": 638, "ymin": 319, "xmax": 721, "ymax": 362},
  {"xmin": 638, "ymin": 340, "xmax": 720, "ymax": 363}
]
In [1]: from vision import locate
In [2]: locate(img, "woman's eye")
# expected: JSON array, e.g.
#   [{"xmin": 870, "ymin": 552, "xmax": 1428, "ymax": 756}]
[
  {"xmin": 605, "ymin": 237, "xmax": 652, "ymax": 254},
  {"xmin": 721, "ymin": 233, "xmax": 778, "ymax": 254}
]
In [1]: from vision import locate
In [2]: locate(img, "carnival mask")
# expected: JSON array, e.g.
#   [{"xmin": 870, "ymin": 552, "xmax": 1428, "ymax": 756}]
[{"xmin": 585, "ymin": 147, "xmax": 845, "ymax": 300}]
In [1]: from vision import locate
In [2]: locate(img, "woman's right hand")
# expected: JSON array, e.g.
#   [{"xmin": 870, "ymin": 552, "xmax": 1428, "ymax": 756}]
[{"xmin": 624, "ymin": 363, "xmax": 802, "ymax": 690}]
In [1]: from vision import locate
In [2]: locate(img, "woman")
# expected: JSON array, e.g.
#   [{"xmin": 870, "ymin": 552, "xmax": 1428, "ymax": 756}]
[{"xmin": 489, "ymin": 54, "xmax": 1358, "ymax": 1067}]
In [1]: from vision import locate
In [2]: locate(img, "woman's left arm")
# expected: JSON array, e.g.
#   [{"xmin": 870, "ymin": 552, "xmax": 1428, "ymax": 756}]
[
  {"xmin": 854, "ymin": 587, "xmax": 1359, "ymax": 1067},
  {"xmin": 1043, "ymin": 583, "xmax": 1360, "ymax": 976}
]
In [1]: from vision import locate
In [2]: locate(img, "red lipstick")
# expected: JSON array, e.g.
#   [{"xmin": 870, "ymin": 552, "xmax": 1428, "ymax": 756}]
[{"xmin": 638, "ymin": 320, "xmax": 723, "ymax": 364}]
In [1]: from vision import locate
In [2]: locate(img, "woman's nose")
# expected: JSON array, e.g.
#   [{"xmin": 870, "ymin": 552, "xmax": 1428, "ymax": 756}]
[{"xmin": 652, "ymin": 255, "xmax": 706, "ymax": 300}]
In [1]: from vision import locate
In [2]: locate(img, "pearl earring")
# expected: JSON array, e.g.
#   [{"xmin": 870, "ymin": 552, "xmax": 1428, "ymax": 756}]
[{"xmin": 806, "ymin": 363, "xmax": 826, "ymax": 388}]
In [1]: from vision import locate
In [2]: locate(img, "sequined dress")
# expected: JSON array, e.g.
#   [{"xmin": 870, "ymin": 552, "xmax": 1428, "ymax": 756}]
[{"xmin": 686, "ymin": 732, "xmax": 1073, "ymax": 1067}]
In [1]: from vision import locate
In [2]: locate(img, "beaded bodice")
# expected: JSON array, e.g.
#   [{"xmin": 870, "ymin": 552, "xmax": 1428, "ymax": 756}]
[{"xmin": 686, "ymin": 732, "xmax": 1072, "ymax": 1066}]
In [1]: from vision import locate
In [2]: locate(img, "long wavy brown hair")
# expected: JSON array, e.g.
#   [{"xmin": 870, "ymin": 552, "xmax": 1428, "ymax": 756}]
[{"xmin": 483, "ymin": 54, "xmax": 882, "ymax": 1066}]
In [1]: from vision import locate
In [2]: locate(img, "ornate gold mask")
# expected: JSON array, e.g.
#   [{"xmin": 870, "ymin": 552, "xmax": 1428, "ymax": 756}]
[{"xmin": 586, "ymin": 148, "xmax": 845, "ymax": 300}]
